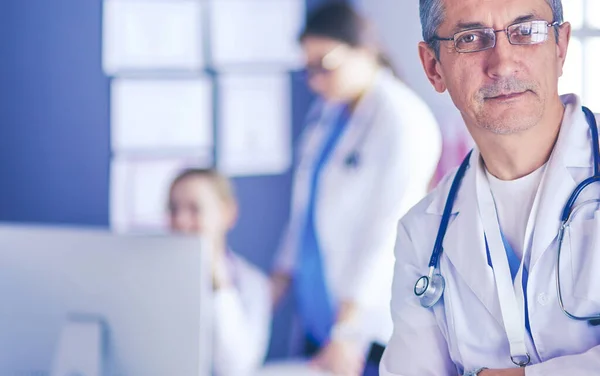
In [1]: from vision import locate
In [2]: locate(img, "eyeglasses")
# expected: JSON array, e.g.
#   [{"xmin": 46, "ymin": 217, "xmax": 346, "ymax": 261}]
[
  {"xmin": 305, "ymin": 45, "xmax": 348, "ymax": 79},
  {"xmin": 432, "ymin": 20, "xmax": 560, "ymax": 53}
]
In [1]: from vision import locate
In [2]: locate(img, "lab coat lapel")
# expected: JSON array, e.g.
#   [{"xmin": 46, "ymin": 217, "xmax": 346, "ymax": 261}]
[
  {"xmin": 530, "ymin": 98, "xmax": 587, "ymax": 268},
  {"xmin": 330, "ymin": 71, "xmax": 384, "ymax": 165},
  {"xmin": 428, "ymin": 151, "xmax": 503, "ymax": 326}
]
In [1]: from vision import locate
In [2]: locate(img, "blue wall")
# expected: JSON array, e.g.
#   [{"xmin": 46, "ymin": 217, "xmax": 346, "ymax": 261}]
[
  {"xmin": 0, "ymin": 1, "xmax": 11, "ymax": 217},
  {"xmin": 0, "ymin": 0, "xmax": 111, "ymax": 226}
]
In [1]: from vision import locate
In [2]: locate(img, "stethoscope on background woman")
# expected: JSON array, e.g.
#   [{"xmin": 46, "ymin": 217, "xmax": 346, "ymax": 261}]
[{"xmin": 414, "ymin": 106, "xmax": 600, "ymax": 320}]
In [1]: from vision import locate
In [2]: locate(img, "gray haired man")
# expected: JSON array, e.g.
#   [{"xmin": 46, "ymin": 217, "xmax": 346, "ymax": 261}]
[{"xmin": 381, "ymin": 0, "xmax": 600, "ymax": 375}]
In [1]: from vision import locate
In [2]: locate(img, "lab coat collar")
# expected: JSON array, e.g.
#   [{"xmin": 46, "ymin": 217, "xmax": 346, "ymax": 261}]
[
  {"xmin": 425, "ymin": 94, "xmax": 590, "ymax": 217},
  {"xmin": 320, "ymin": 68, "xmax": 391, "ymax": 122},
  {"xmin": 348, "ymin": 68, "xmax": 393, "ymax": 125},
  {"xmin": 425, "ymin": 149, "xmax": 477, "ymax": 217},
  {"xmin": 326, "ymin": 68, "xmax": 391, "ymax": 164},
  {"xmin": 349, "ymin": 69, "xmax": 386, "ymax": 123},
  {"xmin": 560, "ymin": 94, "xmax": 595, "ymax": 168}
]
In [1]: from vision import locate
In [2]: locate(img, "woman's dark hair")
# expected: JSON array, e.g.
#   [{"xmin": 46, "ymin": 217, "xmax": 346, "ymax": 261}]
[{"xmin": 299, "ymin": 2, "xmax": 399, "ymax": 77}]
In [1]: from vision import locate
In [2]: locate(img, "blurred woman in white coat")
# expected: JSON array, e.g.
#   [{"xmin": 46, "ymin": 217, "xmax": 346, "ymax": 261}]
[
  {"xmin": 168, "ymin": 169, "xmax": 271, "ymax": 376},
  {"xmin": 271, "ymin": 3, "xmax": 442, "ymax": 375}
]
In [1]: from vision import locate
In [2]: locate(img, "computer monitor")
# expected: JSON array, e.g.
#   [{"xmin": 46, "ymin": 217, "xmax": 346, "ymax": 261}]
[{"xmin": 0, "ymin": 223, "xmax": 211, "ymax": 376}]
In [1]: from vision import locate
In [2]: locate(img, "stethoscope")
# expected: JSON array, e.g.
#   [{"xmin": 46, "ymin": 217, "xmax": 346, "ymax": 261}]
[
  {"xmin": 414, "ymin": 106, "xmax": 600, "ymax": 327},
  {"xmin": 344, "ymin": 150, "xmax": 361, "ymax": 168},
  {"xmin": 341, "ymin": 106, "xmax": 374, "ymax": 169}
]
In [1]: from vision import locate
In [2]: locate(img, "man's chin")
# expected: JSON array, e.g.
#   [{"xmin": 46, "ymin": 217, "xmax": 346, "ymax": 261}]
[{"xmin": 477, "ymin": 109, "xmax": 540, "ymax": 135}]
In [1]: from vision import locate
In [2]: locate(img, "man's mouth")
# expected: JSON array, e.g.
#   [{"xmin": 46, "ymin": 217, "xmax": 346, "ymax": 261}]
[{"xmin": 486, "ymin": 90, "xmax": 529, "ymax": 101}]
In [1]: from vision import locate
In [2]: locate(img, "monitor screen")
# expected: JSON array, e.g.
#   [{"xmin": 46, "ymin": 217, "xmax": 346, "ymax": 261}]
[{"xmin": 0, "ymin": 224, "xmax": 211, "ymax": 376}]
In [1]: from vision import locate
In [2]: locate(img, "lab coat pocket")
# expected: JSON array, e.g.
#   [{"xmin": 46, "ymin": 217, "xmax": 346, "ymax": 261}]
[{"xmin": 568, "ymin": 215, "xmax": 600, "ymax": 303}]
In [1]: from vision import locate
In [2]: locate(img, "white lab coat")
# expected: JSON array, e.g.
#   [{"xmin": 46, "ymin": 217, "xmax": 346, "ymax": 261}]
[
  {"xmin": 381, "ymin": 94, "xmax": 600, "ymax": 375},
  {"xmin": 275, "ymin": 69, "xmax": 442, "ymax": 347},
  {"xmin": 213, "ymin": 252, "xmax": 271, "ymax": 376}
]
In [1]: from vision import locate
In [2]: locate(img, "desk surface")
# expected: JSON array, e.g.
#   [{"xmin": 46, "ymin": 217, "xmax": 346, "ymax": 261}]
[{"xmin": 258, "ymin": 360, "xmax": 332, "ymax": 376}]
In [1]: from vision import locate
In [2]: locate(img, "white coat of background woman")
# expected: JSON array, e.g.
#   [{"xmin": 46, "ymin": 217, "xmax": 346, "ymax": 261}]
[{"xmin": 270, "ymin": 3, "xmax": 442, "ymax": 375}]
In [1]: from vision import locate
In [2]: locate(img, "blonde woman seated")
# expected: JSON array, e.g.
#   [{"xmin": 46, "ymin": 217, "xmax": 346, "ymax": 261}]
[{"xmin": 168, "ymin": 169, "xmax": 271, "ymax": 376}]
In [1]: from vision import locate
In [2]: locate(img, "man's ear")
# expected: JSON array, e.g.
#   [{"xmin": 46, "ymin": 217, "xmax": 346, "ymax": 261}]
[
  {"xmin": 555, "ymin": 22, "xmax": 572, "ymax": 77},
  {"xmin": 418, "ymin": 41, "xmax": 447, "ymax": 93}
]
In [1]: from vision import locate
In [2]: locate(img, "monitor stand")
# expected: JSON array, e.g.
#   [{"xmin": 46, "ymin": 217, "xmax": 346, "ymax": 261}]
[{"xmin": 51, "ymin": 314, "xmax": 105, "ymax": 376}]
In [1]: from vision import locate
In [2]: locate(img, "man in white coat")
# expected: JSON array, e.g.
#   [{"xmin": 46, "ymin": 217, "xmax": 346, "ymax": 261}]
[{"xmin": 381, "ymin": 0, "xmax": 600, "ymax": 375}]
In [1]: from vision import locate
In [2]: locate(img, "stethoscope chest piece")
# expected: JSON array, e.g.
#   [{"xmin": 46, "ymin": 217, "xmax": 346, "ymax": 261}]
[
  {"xmin": 345, "ymin": 151, "xmax": 360, "ymax": 169},
  {"xmin": 415, "ymin": 272, "xmax": 445, "ymax": 308},
  {"xmin": 414, "ymin": 275, "xmax": 430, "ymax": 296}
]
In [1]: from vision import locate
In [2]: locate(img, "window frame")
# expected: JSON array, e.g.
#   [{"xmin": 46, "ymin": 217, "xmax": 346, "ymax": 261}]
[{"xmin": 564, "ymin": 0, "xmax": 600, "ymax": 105}]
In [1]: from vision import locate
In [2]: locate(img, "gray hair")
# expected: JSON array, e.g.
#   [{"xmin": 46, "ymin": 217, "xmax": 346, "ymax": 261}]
[{"xmin": 420, "ymin": 0, "xmax": 564, "ymax": 58}]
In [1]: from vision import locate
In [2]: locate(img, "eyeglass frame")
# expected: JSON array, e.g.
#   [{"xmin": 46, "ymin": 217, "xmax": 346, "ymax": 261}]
[
  {"xmin": 430, "ymin": 20, "xmax": 561, "ymax": 53},
  {"xmin": 304, "ymin": 44, "xmax": 350, "ymax": 79}
]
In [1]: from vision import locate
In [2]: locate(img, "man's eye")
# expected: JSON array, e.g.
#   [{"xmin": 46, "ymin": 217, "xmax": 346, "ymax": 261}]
[
  {"xmin": 458, "ymin": 33, "xmax": 478, "ymax": 44},
  {"xmin": 519, "ymin": 26, "xmax": 533, "ymax": 36}
]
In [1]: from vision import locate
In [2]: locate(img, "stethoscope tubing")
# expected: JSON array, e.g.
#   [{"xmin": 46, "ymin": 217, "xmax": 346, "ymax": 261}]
[{"xmin": 417, "ymin": 107, "xmax": 598, "ymax": 313}]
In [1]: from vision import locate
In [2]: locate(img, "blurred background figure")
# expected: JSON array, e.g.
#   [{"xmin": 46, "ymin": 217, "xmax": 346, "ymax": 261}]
[
  {"xmin": 271, "ymin": 3, "xmax": 441, "ymax": 375},
  {"xmin": 168, "ymin": 169, "xmax": 271, "ymax": 376}
]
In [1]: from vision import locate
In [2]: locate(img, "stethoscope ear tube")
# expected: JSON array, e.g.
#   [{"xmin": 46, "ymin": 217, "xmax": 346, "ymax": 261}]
[
  {"xmin": 561, "ymin": 108, "xmax": 600, "ymax": 222},
  {"xmin": 555, "ymin": 108, "xmax": 600, "ymax": 324}
]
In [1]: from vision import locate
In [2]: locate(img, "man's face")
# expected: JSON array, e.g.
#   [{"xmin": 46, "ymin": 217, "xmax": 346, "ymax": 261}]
[{"xmin": 420, "ymin": 0, "xmax": 570, "ymax": 135}]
